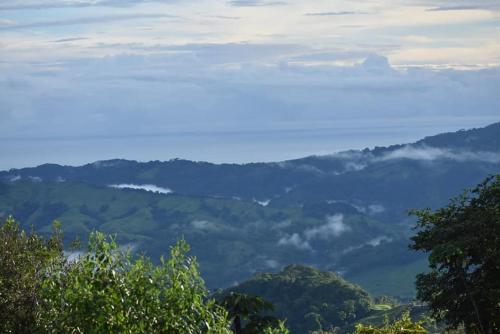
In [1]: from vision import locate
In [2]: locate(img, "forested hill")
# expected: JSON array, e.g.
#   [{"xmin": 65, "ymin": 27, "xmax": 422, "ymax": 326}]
[{"xmin": 219, "ymin": 264, "xmax": 372, "ymax": 333}]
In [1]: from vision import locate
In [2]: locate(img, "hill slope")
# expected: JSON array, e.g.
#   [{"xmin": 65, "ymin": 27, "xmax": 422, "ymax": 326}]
[{"xmin": 0, "ymin": 181, "xmax": 390, "ymax": 289}]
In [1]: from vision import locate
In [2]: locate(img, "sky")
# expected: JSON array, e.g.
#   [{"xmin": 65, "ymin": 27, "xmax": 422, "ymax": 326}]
[{"xmin": 1, "ymin": 0, "xmax": 499, "ymax": 169}]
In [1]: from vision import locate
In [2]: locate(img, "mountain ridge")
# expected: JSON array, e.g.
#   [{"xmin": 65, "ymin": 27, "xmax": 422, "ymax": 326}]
[{"xmin": 3, "ymin": 121, "xmax": 499, "ymax": 173}]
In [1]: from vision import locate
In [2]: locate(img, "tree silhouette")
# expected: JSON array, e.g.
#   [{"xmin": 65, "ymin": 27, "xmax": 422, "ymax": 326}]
[{"xmin": 410, "ymin": 175, "xmax": 500, "ymax": 334}]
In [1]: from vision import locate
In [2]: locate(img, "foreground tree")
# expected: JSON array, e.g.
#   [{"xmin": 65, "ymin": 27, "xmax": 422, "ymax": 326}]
[
  {"xmin": 0, "ymin": 217, "xmax": 63, "ymax": 334},
  {"xmin": 410, "ymin": 175, "xmax": 500, "ymax": 334},
  {"xmin": 38, "ymin": 233, "xmax": 231, "ymax": 333}
]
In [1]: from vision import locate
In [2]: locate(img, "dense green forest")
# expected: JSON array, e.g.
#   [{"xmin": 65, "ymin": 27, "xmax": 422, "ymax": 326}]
[{"xmin": 1, "ymin": 175, "xmax": 499, "ymax": 333}]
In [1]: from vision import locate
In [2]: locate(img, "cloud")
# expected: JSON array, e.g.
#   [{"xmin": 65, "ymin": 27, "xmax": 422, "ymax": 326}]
[
  {"xmin": 366, "ymin": 236, "xmax": 392, "ymax": 247},
  {"xmin": 228, "ymin": 0, "xmax": 286, "ymax": 7},
  {"xmin": 7, "ymin": 175, "xmax": 21, "ymax": 182},
  {"xmin": 304, "ymin": 11, "xmax": 365, "ymax": 16},
  {"xmin": 342, "ymin": 235, "xmax": 393, "ymax": 254},
  {"xmin": 52, "ymin": 37, "xmax": 89, "ymax": 43},
  {"xmin": 368, "ymin": 204, "xmax": 385, "ymax": 215},
  {"xmin": 191, "ymin": 220, "xmax": 219, "ymax": 231},
  {"xmin": 377, "ymin": 146, "xmax": 500, "ymax": 163},
  {"xmin": 304, "ymin": 214, "xmax": 350, "ymax": 240},
  {"xmin": 408, "ymin": 0, "xmax": 500, "ymax": 11},
  {"xmin": 264, "ymin": 258, "xmax": 280, "ymax": 268},
  {"xmin": 0, "ymin": 0, "xmax": 181, "ymax": 10},
  {"xmin": 0, "ymin": 19, "xmax": 17, "ymax": 25},
  {"xmin": 208, "ymin": 15, "xmax": 241, "ymax": 20},
  {"xmin": 109, "ymin": 184, "xmax": 173, "ymax": 194},
  {"xmin": 254, "ymin": 199, "xmax": 271, "ymax": 206},
  {"xmin": 271, "ymin": 220, "xmax": 292, "ymax": 229},
  {"xmin": 426, "ymin": 6, "xmax": 486, "ymax": 11},
  {"xmin": 343, "ymin": 162, "xmax": 367, "ymax": 172},
  {"xmin": 0, "ymin": 14, "xmax": 177, "ymax": 31},
  {"xmin": 1, "ymin": 47, "xmax": 500, "ymax": 167},
  {"xmin": 278, "ymin": 233, "xmax": 311, "ymax": 250}
]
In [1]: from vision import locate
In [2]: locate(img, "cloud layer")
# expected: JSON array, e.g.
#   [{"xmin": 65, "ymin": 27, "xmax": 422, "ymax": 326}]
[{"xmin": 0, "ymin": 0, "xmax": 499, "ymax": 167}]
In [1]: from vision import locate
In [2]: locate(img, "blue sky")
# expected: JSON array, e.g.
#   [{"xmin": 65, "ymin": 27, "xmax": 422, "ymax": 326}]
[{"xmin": 0, "ymin": 0, "xmax": 499, "ymax": 169}]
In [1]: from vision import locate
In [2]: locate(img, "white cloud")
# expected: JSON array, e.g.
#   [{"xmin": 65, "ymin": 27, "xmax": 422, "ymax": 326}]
[
  {"xmin": 368, "ymin": 204, "xmax": 385, "ymax": 215},
  {"xmin": 0, "ymin": 14, "xmax": 177, "ymax": 31},
  {"xmin": 408, "ymin": 0, "xmax": 500, "ymax": 11},
  {"xmin": 109, "ymin": 183, "xmax": 173, "ymax": 194},
  {"xmin": 366, "ymin": 235, "xmax": 392, "ymax": 246},
  {"xmin": 229, "ymin": 0, "xmax": 286, "ymax": 7},
  {"xmin": 271, "ymin": 220, "xmax": 292, "ymax": 229},
  {"xmin": 341, "ymin": 235, "xmax": 393, "ymax": 254},
  {"xmin": 0, "ymin": 0, "xmax": 183, "ymax": 10},
  {"xmin": 278, "ymin": 233, "xmax": 311, "ymax": 250},
  {"xmin": 264, "ymin": 258, "xmax": 280, "ymax": 268},
  {"xmin": 191, "ymin": 220, "xmax": 219, "ymax": 231},
  {"xmin": 254, "ymin": 198, "xmax": 271, "ymax": 206},
  {"xmin": 378, "ymin": 145, "xmax": 500, "ymax": 163},
  {"xmin": 343, "ymin": 161, "xmax": 367, "ymax": 172},
  {"xmin": 8, "ymin": 175, "xmax": 22, "ymax": 182},
  {"xmin": 326, "ymin": 200, "xmax": 367, "ymax": 214},
  {"xmin": 304, "ymin": 214, "xmax": 350, "ymax": 240}
]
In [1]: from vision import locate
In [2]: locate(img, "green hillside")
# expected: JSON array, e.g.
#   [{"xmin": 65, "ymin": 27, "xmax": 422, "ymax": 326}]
[{"xmin": 0, "ymin": 180, "xmax": 394, "ymax": 290}]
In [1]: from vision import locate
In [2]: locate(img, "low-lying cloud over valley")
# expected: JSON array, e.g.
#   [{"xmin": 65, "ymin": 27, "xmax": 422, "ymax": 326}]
[{"xmin": 278, "ymin": 214, "xmax": 350, "ymax": 251}]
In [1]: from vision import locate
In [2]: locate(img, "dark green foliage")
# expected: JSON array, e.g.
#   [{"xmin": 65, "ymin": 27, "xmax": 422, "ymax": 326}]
[
  {"xmin": 410, "ymin": 175, "xmax": 500, "ymax": 333},
  {"xmin": 220, "ymin": 264, "xmax": 373, "ymax": 333},
  {"xmin": 218, "ymin": 292, "xmax": 279, "ymax": 334},
  {"xmin": 0, "ymin": 217, "xmax": 63, "ymax": 334}
]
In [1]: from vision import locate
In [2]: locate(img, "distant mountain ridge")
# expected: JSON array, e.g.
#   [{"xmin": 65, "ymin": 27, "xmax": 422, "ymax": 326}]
[{"xmin": 2, "ymin": 122, "xmax": 499, "ymax": 223}]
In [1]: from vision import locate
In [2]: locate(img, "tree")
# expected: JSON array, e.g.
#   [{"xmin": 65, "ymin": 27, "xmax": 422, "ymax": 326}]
[
  {"xmin": 410, "ymin": 175, "xmax": 500, "ymax": 334},
  {"xmin": 37, "ymin": 232, "xmax": 231, "ymax": 333},
  {"xmin": 354, "ymin": 311, "xmax": 428, "ymax": 334},
  {"xmin": 219, "ymin": 292, "xmax": 281, "ymax": 334},
  {"xmin": 0, "ymin": 217, "xmax": 63, "ymax": 334}
]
